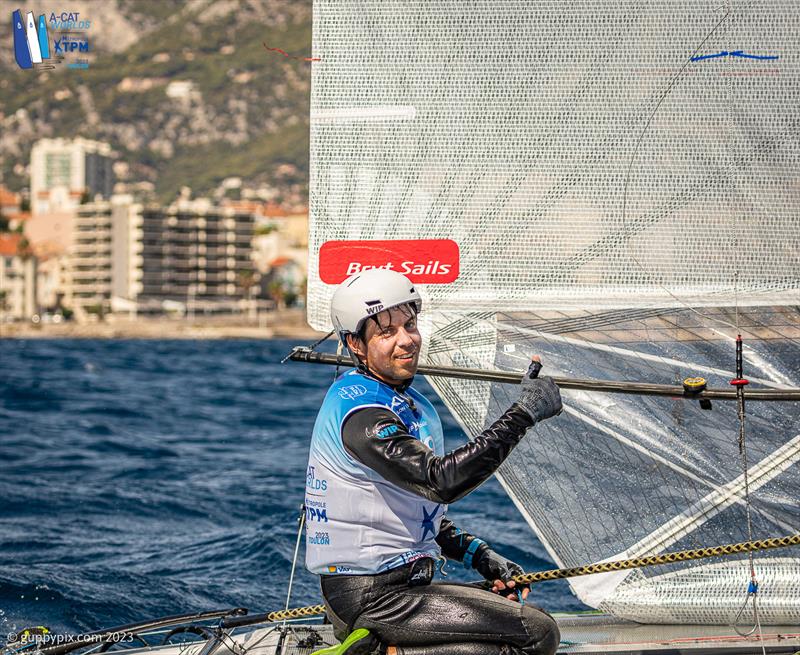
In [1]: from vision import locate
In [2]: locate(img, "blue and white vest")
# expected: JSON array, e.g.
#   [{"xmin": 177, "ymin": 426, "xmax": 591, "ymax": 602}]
[{"xmin": 305, "ymin": 369, "xmax": 446, "ymax": 575}]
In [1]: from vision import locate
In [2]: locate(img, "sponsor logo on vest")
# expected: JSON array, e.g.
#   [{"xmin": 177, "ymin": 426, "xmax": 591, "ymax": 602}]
[
  {"xmin": 307, "ymin": 506, "xmax": 328, "ymax": 522},
  {"xmin": 398, "ymin": 551, "xmax": 431, "ymax": 566},
  {"xmin": 409, "ymin": 419, "xmax": 428, "ymax": 433},
  {"xmin": 306, "ymin": 465, "xmax": 328, "ymax": 492},
  {"xmin": 327, "ymin": 565, "xmax": 352, "ymax": 573},
  {"xmin": 420, "ymin": 504, "xmax": 441, "ymax": 540},
  {"xmin": 308, "ymin": 531, "xmax": 330, "ymax": 545},
  {"xmin": 338, "ymin": 384, "xmax": 367, "ymax": 400},
  {"xmin": 390, "ymin": 395, "xmax": 406, "ymax": 412},
  {"xmin": 374, "ymin": 423, "xmax": 400, "ymax": 439}
]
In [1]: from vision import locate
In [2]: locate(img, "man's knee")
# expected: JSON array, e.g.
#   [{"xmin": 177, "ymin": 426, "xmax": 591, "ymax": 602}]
[{"xmin": 520, "ymin": 607, "xmax": 559, "ymax": 655}]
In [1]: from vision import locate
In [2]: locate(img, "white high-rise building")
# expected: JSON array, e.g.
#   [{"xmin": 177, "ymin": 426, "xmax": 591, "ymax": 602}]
[
  {"xmin": 67, "ymin": 195, "xmax": 141, "ymax": 319},
  {"xmin": 30, "ymin": 138, "xmax": 114, "ymax": 215}
]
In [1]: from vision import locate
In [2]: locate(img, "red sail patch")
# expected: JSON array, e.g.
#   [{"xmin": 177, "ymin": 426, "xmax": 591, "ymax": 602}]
[{"xmin": 319, "ymin": 240, "xmax": 459, "ymax": 284}]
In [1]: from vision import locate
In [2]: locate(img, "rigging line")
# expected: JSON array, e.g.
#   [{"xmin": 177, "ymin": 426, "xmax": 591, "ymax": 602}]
[
  {"xmin": 733, "ymin": 335, "xmax": 764, "ymax": 642},
  {"xmin": 620, "ymin": 5, "xmax": 740, "ymax": 333},
  {"xmin": 283, "ymin": 506, "xmax": 307, "ymax": 628},
  {"xmin": 246, "ymin": 533, "xmax": 800, "ymax": 624},
  {"xmin": 512, "ymin": 533, "xmax": 800, "ymax": 586},
  {"xmin": 723, "ymin": 5, "xmax": 762, "ymax": 645}
]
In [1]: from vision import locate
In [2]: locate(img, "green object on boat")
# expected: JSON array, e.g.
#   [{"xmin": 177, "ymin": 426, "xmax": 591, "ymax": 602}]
[{"xmin": 310, "ymin": 628, "xmax": 373, "ymax": 655}]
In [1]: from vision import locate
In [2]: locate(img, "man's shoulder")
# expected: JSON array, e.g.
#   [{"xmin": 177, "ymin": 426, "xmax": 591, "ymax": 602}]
[
  {"xmin": 327, "ymin": 370, "xmax": 391, "ymax": 406},
  {"xmin": 407, "ymin": 384, "xmax": 439, "ymax": 414}
]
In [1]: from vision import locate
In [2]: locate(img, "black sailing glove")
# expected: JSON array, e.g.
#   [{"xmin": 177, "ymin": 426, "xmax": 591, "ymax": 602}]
[
  {"xmin": 515, "ymin": 360, "xmax": 563, "ymax": 423},
  {"xmin": 474, "ymin": 545, "xmax": 525, "ymax": 584}
]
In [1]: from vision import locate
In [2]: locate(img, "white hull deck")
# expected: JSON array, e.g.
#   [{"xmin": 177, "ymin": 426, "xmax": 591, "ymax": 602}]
[{"xmin": 97, "ymin": 613, "xmax": 800, "ymax": 655}]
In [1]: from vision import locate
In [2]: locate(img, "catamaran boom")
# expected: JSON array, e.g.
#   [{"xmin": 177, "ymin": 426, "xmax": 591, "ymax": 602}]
[{"xmin": 287, "ymin": 347, "xmax": 800, "ymax": 401}]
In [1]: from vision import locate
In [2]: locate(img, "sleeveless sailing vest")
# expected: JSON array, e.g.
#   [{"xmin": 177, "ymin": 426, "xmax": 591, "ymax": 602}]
[{"xmin": 305, "ymin": 369, "xmax": 446, "ymax": 575}]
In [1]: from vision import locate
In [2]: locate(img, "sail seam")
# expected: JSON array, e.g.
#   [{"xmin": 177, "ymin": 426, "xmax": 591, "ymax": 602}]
[{"xmin": 621, "ymin": 434, "xmax": 800, "ymax": 559}]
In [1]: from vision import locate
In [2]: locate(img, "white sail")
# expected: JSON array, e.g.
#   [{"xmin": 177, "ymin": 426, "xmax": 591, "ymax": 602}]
[
  {"xmin": 306, "ymin": 1, "xmax": 800, "ymax": 624},
  {"xmin": 25, "ymin": 12, "xmax": 43, "ymax": 64}
]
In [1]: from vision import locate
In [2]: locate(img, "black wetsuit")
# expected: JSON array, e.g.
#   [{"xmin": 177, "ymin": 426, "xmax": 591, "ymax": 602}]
[{"xmin": 319, "ymin": 396, "xmax": 560, "ymax": 655}]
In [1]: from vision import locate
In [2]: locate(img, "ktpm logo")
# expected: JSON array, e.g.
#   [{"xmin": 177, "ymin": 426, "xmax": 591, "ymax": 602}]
[{"xmin": 319, "ymin": 239, "xmax": 460, "ymax": 284}]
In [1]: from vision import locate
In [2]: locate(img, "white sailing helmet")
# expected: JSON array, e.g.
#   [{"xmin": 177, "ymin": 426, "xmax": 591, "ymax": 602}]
[{"xmin": 330, "ymin": 268, "xmax": 422, "ymax": 340}]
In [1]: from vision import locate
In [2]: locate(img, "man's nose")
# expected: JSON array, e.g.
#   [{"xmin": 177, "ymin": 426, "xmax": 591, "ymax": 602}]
[{"xmin": 396, "ymin": 326, "xmax": 416, "ymax": 348}]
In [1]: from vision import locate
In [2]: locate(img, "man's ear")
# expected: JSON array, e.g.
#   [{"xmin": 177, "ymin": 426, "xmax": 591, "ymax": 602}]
[{"xmin": 347, "ymin": 333, "xmax": 366, "ymax": 361}]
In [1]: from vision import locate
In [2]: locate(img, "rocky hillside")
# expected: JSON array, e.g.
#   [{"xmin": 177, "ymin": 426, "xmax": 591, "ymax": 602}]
[{"xmin": 0, "ymin": 0, "xmax": 312, "ymax": 204}]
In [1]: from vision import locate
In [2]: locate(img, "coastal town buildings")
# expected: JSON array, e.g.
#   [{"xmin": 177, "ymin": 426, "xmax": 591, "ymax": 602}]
[
  {"xmin": 32, "ymin": 196, "xmax": 261, "ymax": 318},
  {"xmin": 10, "ymin": 137, "xmax": 310, "ymax": 322},
  {"xmin": 20, "ymin": 195, "xmax": 307, "ymax": 321},
  {"xmin": 23, "ymin": 211, "xmax": 74, "ymax": 311},
  {"xmin": 0, "ymin": 186, "xmax": 22, "ymax": 221},
  {"xmin": 252, "ymin": 204, "xmax": 309, "ymax": 303},
  {"xmin": 0, "ymin": 233, "xmax": 37, "ymax": 320},
  {"xmin": 68, "ymin": 196, "xmax": 142, "ymax": 318},
  {"xmin": 137, "ymin": 199, "xmax": 256, "ymax": 312},
  {"xmin": 30, "ymin": 138, "xmax": 114, "ymax": 215}
]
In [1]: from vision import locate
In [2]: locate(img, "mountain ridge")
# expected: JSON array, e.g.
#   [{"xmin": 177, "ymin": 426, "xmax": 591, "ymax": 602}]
[{"xmin": 0, "ymin": 0, "xmax": 312, "ymax": 205}]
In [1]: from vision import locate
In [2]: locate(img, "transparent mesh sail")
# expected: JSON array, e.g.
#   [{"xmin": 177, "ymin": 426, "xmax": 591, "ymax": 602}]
[{"xmin": 307, "ymin": 1, "xmax": 800, "ymax": 623}]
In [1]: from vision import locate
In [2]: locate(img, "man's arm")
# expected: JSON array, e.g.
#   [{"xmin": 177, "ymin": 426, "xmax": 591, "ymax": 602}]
[{"xmin": 342, "ymin": 402, "xmax": 535, "ymax": 504}]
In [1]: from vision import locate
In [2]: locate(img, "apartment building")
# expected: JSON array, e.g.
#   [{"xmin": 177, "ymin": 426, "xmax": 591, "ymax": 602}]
[
  {"xmin": 139, "ymin": 200, "xmax": 254, "ymax": 306},
  {"xmin": 68, "ymin": 196, "xmax": 141, "ymax": 317},
  {"xmin": 59, "ymin": 197, "xmax": 255, "ymax": 318},
  {"xmin": 30, "ymin": 138, "xmax": 114, "ymax": 215}
]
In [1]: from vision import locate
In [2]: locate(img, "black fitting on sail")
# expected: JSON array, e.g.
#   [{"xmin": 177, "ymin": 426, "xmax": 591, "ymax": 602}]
[{"xmin": 683, "ymin": 376, "xmax": 712, "ymax": 410}]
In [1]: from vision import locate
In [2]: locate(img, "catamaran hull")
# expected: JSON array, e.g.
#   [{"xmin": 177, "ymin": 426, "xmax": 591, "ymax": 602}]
[{"xmin": 89, "ymin": 614, "xmax": 800, "ymax": 655}]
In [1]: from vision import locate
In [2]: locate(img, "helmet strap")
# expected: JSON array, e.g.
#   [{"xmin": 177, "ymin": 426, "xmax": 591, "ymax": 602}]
[{"xmin": 342, "ymin": 332, "xmax": 369, "ymax": 374}]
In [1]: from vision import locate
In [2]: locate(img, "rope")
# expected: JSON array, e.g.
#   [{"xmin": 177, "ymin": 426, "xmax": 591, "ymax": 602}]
[
  {"xmin": 265, "ymin": 604, "xmax": 327, "ymax": 622},
  {"xmin": 260, "ymin": 533, "xmax": 800, "ymax": 623},
  {"xmin": 730, "ymin": 333, "xmax": 765, "ymax": 646},
  {"xmin": 512, "ymin": 533, "xmax": 800, "ymax": 585},
  {"xmin": 282, "ymin": 505, "xmax": 307, "ymax": 626}
]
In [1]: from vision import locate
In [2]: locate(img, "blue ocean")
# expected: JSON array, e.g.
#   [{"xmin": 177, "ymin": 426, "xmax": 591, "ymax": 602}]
[{"xmin": 0, "ymin": 339, "xmax": 586, "ymax": 638}]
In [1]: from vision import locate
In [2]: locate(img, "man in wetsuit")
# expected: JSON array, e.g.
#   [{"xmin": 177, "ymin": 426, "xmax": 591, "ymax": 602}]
[{"xmin": 306, "ymin": 268, "xmax": 563, "ymax": 655}]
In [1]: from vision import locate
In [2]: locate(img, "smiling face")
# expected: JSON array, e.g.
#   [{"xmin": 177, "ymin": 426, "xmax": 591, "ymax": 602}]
[{"xmin": 347, "ymin": 303, "xmax": 421, "ymax": 386}]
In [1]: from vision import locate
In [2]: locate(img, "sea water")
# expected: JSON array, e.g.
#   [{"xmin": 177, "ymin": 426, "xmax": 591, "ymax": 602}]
[{"xmin": 0, "ymin": 339, "xmax": 587, "ymax": 636}]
